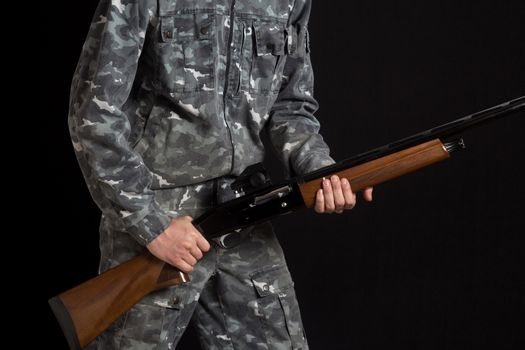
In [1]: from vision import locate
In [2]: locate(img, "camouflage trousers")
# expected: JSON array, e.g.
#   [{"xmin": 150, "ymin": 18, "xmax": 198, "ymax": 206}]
[{"xmin": 88, "ymin": 177, "xmax": 309, "ymax": 350}]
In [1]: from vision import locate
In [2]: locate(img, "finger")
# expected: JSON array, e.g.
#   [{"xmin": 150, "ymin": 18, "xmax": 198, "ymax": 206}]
[
  {"xmin": 330, "ymin": 176, "xmax": 346, "ymax": 213},
  {"xmin": 189, "ymin": 246, "xmax": 204, "ymax": 260},
  {"xmin": 363, "ymin": 187, "xmax": 373, "ymax": 202},
  {"xmin": 322, "ymin": 178, "xmax": 335, "ymax": 213},
  {"xmin": 182, "ymin": 253, "xmax": 198, "ymax": 267},
  {"xmin": 341, "ymin": 178, "xmax": 356, "ymax": 209},
  {"xmin": 194, "ymin": 231, "xmax": 211, "ymax": 252},
  {"xmin": 314, "ymin": 189, "xmax": 325, "ymax": 213},
  {"xmin": 171, "ymin": 257, "xmax": 194, "ymax": 273}
]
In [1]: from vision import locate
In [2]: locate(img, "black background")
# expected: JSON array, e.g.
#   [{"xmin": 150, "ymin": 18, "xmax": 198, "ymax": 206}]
[{"xmin": 41, "ymin": 1, "xmax": 524, "ymax": 349}]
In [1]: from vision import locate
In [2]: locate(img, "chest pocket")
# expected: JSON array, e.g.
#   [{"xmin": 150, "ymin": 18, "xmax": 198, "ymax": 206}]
[
  {"xmin": 248, "ymin": 20, "xmax": 287, "ymax": 95},
  {"xmin": 157, "ymin": 14, "xmax": 215, "ymax": 93}
]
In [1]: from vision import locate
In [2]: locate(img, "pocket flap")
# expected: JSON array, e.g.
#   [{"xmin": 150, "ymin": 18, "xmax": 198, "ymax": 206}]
[
  {"xmin": 253, "ymin": 21, "xmax": 286, "ymax": 56},
  {"xmin": 250, "ymin": 265, "xmax": 293, "ymax": 297}
]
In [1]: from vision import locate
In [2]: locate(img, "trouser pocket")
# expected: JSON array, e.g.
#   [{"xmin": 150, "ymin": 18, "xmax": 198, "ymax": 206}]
[{"xmin": 250, "ymin": 265, "xmax": 308, "ymax": 350}]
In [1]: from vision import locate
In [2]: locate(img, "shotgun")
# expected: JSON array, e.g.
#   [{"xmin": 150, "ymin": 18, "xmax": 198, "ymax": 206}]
[{"xmin": 49, "ymin": 96, "xmax": 525, "ymax": 349}]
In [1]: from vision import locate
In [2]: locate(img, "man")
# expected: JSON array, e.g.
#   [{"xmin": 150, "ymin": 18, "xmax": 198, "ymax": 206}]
[{"xmin": 69, "ymin": 0, "xmax": 372, "ymax": 348}]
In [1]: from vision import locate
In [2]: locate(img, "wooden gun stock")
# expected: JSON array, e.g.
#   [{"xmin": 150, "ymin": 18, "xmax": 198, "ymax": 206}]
[{"xmin": 48, "ymin": 253, "xmax": 188, "ymax": 350}]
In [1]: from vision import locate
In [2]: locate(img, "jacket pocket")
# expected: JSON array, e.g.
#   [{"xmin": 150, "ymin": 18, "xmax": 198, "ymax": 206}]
[
  {"xmin": 250, "ymin": 265, "xmax": 308, "ymax": 349},
  {"xmin": 116, "ymin": 303, "xmax": 166, "ymax": 346},
  {"xmin": 157, "ymin": 13, "xmax": 215, "ymax": 93},
  {"xmin": 249, "ymin": 20, "xmax": 287, "ymax": 95}
]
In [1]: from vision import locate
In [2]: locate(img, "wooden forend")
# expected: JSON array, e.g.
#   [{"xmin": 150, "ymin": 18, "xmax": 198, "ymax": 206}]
[{"xmin": 299, "ymin": 139, "xmax": 450, "ymax": 208}]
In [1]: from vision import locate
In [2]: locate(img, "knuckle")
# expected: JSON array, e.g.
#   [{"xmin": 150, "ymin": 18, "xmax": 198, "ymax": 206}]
[
  {"xmin": 191, "ymin": 247, "xmax": 201, "ymax": 256},
  {"xmin": 193, "ymin": 229, "xmax": 205, "ymax": 238},
  {"xmin": 174, "ymin": 259, "xmax": 192, "ymax": 272}
]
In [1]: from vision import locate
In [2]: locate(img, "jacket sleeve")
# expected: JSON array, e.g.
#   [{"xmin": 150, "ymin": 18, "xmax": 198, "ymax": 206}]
[
  {"xmin": 267, "ymin": 0, "xmax": 335, "ymax": 176},
  {"xmin": 68, "ymin": 0, "xmax": 170, "ymax": 246}
]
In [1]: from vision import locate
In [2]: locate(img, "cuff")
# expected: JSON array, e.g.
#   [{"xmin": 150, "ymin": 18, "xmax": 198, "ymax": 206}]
[
  {"xmin": 293, "ymin": 152, "xmax": 335, "ymax": 176},
  {"xmin": 125, "ymin": 202, "xmax": 172, "ymax": 246}
]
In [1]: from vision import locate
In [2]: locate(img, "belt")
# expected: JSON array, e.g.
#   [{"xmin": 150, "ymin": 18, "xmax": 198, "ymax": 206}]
[{"xmin": 212, "ymin": 229, "xmax": 250, "ymax": 249}]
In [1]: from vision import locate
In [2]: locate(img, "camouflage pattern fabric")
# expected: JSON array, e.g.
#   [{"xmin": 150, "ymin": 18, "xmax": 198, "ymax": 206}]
[
  {"xmin": 71, "ymin": 0, "xmax": 334, "ymax": 348},
  {"xmin": 68, "ymin": 0, "xmax": 334, "ymax": 246},
  {"xmin": 87, "ymin": 178, "xmax": 308, "ymax": 349}
]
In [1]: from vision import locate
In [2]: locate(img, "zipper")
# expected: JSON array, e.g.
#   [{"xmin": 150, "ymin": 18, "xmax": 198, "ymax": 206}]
[{"xmin": 223, "ymin": 0, "xmax": 237, "ymax": 174}]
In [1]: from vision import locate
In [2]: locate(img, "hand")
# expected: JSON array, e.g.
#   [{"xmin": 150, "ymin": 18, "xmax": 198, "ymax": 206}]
[
  {"xmin": 146, "ymin": 216, "xmax": 211, "ymax": 273},
  {"xmin": 314, "ymin": 175, "xmax": 373, "ymax": 214}
]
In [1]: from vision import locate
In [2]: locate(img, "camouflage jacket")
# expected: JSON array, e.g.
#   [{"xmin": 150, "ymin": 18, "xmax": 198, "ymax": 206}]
[{"xmin": 68, "ymin": 0, "xmax": 334, "ymax": 245}]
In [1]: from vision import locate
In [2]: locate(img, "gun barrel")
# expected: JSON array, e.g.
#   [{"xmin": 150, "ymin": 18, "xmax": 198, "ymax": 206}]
[{"xmin": 301, "ymin": 96, "xmax": 524, "ymax": 183}]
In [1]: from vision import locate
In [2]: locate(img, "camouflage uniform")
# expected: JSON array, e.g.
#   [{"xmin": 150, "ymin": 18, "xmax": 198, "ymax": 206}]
[{"xmin": 69, "ymin": 0, "xmax": 334, "ymax": 349}]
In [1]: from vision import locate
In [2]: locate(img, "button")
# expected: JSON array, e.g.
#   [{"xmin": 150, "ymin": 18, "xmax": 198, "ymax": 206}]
[
  {"xmin": 164, "ymin": 30, "xmax": 172, "ymax": 39},
  {"xmin": 262, "ymin": 284, "xmax": 270, "ymax": 292},
  {"xmin": 200, "ymin": 26, "xmax": 210, "ymax": 35}
]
